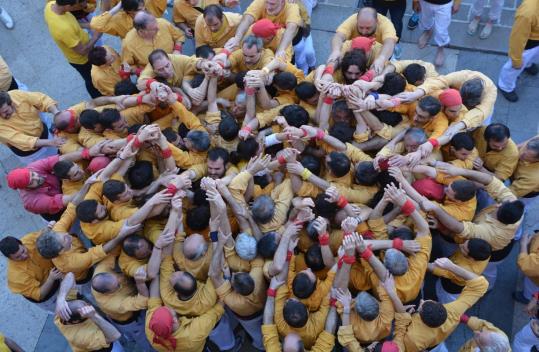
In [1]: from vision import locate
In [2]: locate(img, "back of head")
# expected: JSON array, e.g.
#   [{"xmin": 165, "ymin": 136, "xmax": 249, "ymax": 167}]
[
  {"xmin": 484, "ymin": 123, "xmax": 510, "ymax": 143},
  {"xmin": 36, "ymin": 230, "xmax": 63, "ymax": 259},
  {"xmin": 404, "ymin": 127, "xmax": 428, "ymax": 145},
  {"xmin": 203, "ymin": 4, "xmax": 223, "ymax": 20},
  {"xmin": 372, "ymin": 110, "xmax": 403, "ymax": 127},
  {"xmin": 243, "ymin": 35, "xmax": 264, "ymax": 52},
  {"xmin": 355, "ymin": 291, "xmax": 380, "ymax": 321},
  {"xmin": 0, "ymin": 236, "xmax": 22, "ymax": 258},
  {"xmin": 450, "ymin": 132, "xmax": 474, "ymax": 151},
  {"xmin": 331, "ymin": 100, "xmax": 353, "ymax": 123},
  {"xmin": 329, "ymin": 121, "xmax": 354, "ymax": 143},
  {"xmin": 305, "ymin": 244, "xmax": 325, "ymax": 271},
  {"xmin": 103, "ymin": 179, "xmax": 127, "ymax": 202},
  {"xmin": 122, "ymin": 0, "xmax": 141, "ymax": 11},
  {"xmin": 467, "ymin": 238, "xmax": 492, "ymax": 261},
  {"xmin": 79, "ymin": 109, "xmax": 101, "ymax": 130},
  {"xmin": 235, "ymin": 71, "xmax": 248, "ymax": 89},
  {"xmin": 355, "ymin": 161, "xmax": 379, "ymax": 186},
  {"xmin": 273, "ymin": 71, "xmax": 297, "ymax": 91},
  {"xmin": 195, "ymin": 44, "xmax": 216, "ymax": 59},
  {"xmin": 114, "ymin": 79, "xmax": 139, "ymax": 95},
  {"xmin": 122, "ymin": 234, "xmax": 148, "ymax": 258},
  {"xmin": 280, "ymin": 104, "xmax": 309, "ymax": 128},
  {"xmin": 186, "ymin": 130, "xmax": 211, "ymax": 152},
  {"xmin": 419, "ymin": 301, "xmax": 447, "ymax": 328},
  {"xmin": 173, "ymin": 271, "xmax": 197, "ymax": 298},
  {"xmin": 208, "ymin": 147, "xmax": 229, "ymax": 165},
  {"xmin": 127, "ymin": 160, "xmax": 154, "ymax": 190},
  {"xmin": 389, "ymin": 227, "xmax": 414, "ymax": 241},
  {"xmin": 148, "ymin": 49, "xmax": 169, "ymax": 67},
  {"xmin": 314, "ymin": 193, "xmax": 338, "ymax": 219},
  {"xmin": 76, "ymin": 200, "xmax": 99, "ymax": 223},
  {"xmin": 186, "ymin": 205, "xmax": 210, "ymax": 231},
  {"xmin": 378, "ymin": 72, "xmax": 406, "ymax": 96},
  {"xmin": 257, "ymin": 232, "xmax": 278, "ymax": 259},
  {"xmin": 283, "ymin": 299, "xmax": 309, "ymax": 328},
  {"xmin": 133, "ymin": 11, "xmax": 152, "ymax": 30},
  {"xmin": 451, "ymin": 179, "xmax": 477, "ymax": 202},
  {"xmin": 183, "ymin": 234, "xmax": 208, "ymax": 261},
  {"xmin": 88, "ymin": 46, "xmax": 108, "ymax": 66},
  {"xmin": 300, "ymin": 155, "xmax": 321, "ymax": 176},
  {"xmin": 295, "ymin": 82, "xmax": 317, "ymax": 102},
  {"xmin": 460, "ymin": 77, "xmax": 484, "ymax": 108},
  {"xmin": 327, "ymin": 151, "xmax": 351, "ymax": 178},
  {"xmin": 384, "ymin": 248, "xmax": 408, "ymax": 276},
  {"xmin": 235, "ymin": 233, "xmax": 257, "ymax": 260},
  {"xmin": 251, "ymin": 195, "xmax": 275, "ymax": 224},
  {"xmin": 402, "ymin": 63, "xmax": 427, "ymax": 85},
  {"xmin": 292, "ymin": 272, "xmax": 316, "ymax": 298},
  {"xmin": 496, "ymin": 200, "xmax": 524, "ymax": 225},
  {"xmin": 99, "ymin": 108, "xmax": 121, "ymax": 129},
  {"xmin": 418, "ymin": 96, "xmax": 442, "ymax": 117},
  {"xmin": 219, "ymin": 115, "xmax": 240, "ymax": 141},
  {"xmin": 91, "ymin": 272, "xmax": 117, "ymax": 294},
  {"xmin": 483, "ymin": 331, "xmax": 510, "ymax": 352},
  {"xmin": 53, "ymin": 160, "xmax": 75, "ymax": 179},
  {"xmin": 231, "ymin": 272, "xmax": 255, "ymax": 296}
]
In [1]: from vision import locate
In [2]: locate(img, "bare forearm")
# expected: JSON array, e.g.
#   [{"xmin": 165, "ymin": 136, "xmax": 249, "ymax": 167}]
[
  {"xmin": 276, "ymin": 24, "xmax": 298, "ymax": 53},
  {"xmin": 321, "ymin": 245, "xmax": 336, "ymax": 268},
  {"xmin": 263, "ymin": 297, "xmax": 275, "ymax": 324},
  {"xmin": 91, "ymin": 314, "xmax": 121, "ymax": 344},
  {"xmin": 234, "ymin": 15, "xmax": 254, "ymax": 41}
]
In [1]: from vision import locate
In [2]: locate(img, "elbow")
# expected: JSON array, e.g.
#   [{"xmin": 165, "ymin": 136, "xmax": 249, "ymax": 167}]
[{"xmin": 107, "ymin": 331, "xmax": 122, "ymax": 344}]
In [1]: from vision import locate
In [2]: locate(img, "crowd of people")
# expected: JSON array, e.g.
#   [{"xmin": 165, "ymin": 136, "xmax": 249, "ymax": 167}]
[{"xmin": 0, "ymin": 0, "xmax": 539, "ymax": 351}]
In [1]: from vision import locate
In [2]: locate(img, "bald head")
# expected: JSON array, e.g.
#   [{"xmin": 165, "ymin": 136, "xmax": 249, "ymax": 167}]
[
  {"xmin": 183, "ymin": 234, "xmax": 208, "ymax": 261},
  {"xmin": 283, "ymin": 333, "xmax": 304, "ymax": 352},
  {"xmin": 54, "ymin": 109, "xmax": 79, "ymax": 133},
  {"xmin": 171, "ymin": 271, "xmax": 197, "ymax": 299},
  {"xmin": 133, "ymin": 11, "xmax": 156, "ymax": 30},
  {"xmin": 91, "ymin": 272, "xmax": 119, "ymax": 293},
  {"xmin": 357, "ymin": 7, "xmax": 377, "ymax": 37}
]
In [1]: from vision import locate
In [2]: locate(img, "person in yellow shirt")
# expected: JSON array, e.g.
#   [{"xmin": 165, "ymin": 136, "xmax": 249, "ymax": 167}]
[
  {"xmin": 0, "ymin": 333, "xmax": 23, "ymax": 352},
  {"xmin": 173, "ymin": 0, "xmax": 232, "ymax": 37},
  {"xmin": 90, "ymin": 0, "xmax": 143, "ymax": 39},
  {"xmin": 510, "ymin": 136, "xmax": 539, "ymax": 198},
  {"xmin": 328, "ymin": 7, "xmax": 397, "ymax": 74},
  {"xmin": 44, "ymin": 0, "xmax": 102, "ymax": 98},
  {"xmin": 249, "ymin": 18, "xmax": 293, "ymax": 63},
  {"xmin": 194, "ymin": 5, "xmax": 242, "ymax": 49},
  {"xmin": 122, "ymin": 11, "xmax": 185, "ymax": 71},
  {"xmin": 0, "ymin": 55, "xmax": 18, "ymax": 92},
  {"xmin": 515, "ymin": 231, "xmax": 539, "ymax": 303},
  {"xmin": 458, "ymin": 315, "xmax": 511, "ymax": 352},
  {"xmin": 88, "ymin": 45, "xmax": 124, "ymax": 96},
  {"xmin": 225, "ymin": 35, "xmax": 275, "ymax": 79},
  {"xmin": 118, "ymin": 234, "xmax": 153, "ymax": 277},
  {"xmin": 498, "ymin": 0, "xmax": 539, "ymax": 102}
]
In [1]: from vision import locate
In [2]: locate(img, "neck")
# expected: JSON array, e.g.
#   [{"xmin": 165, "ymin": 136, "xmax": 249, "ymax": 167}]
[{"xmin": 52, "ymin": 3, "xmax": 67, "ymax": 14}]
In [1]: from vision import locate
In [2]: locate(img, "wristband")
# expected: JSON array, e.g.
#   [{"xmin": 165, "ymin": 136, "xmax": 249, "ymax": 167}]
[
  {"xmin": 378, "ymin": 158, "xmax": 390, "ymax": 171},
  {"xmin": 329, "ymin": 297, "xmax": 337, "ymax": 307},
  {"xmin": 161, "ymin": 148, "xmax": 172, "ymax": 159},
  {"xmin": 245, "ymin": 87, "xmax": 256, "ymax": 96},
  {"xmin": 174, "ymin": 43, "xmax": 182, "ymax": 52},
  {"xmin": 119, "ymin": 69, "xmax": 130, "ymax": 80},
  {"xmin": 428, "ymin": 138, "xmax": 440, "ymax": 148},
  {"xmin": 360, "ymin": 246, "xmax": 373, "ymax": 261},
  {"xmin": 323, "ymin": 65, "xmax": 334, "ymax": 76},
  {"xmin": 286, "ymin": 250, "xmax": 293, "ymax": 262},
  {"xmin": 67, "ymin": 109, "xmax": 77, "ymax": 130},
  {"xmin": 336, "ymin": 195, "xmax": 349, "ymax": 209},
  {"xmin": 301, "ymin": 128, "xmax": 308, "ymax": 137},
  {"xmin": 210, "ymin": 231, "xmax": 219, "ymax": 243},
  {"xmin": 323, "ymin": 96, "xmax": 334, "ymax": 105},
  {"xmin": 369, "ymin": 92, "xmax": 379, "ymax": 100},
  {"xmin": 534, "ymin": 292, "xmax": 539, "ymax": 300},
  {"xmin": 460, "ymin": 314, "xmax": 470, "ymax": 324},
  {"xmin": 300, "ymin": 168, "xmax": 312, "ymax": 181},
  {"xmin": 166, "ymin": 183, "xmax": 178, "ymax": 195},
  {"xmin": 145, "ymin": 78, "xmax": 156, "ymax": 92},
  {"xmin": 241, "ymin": 126, "xmax": 252, "ymax": 134},
  {"xmin": 176, "ymin": 93, "xmax": 183, "ymax": 103},
  {"xmin": 401, "ymin": 199, "xmax": 416, "ymax": 216},
  {"xmin": 136, "ymin": 95, "xmax": 143, "ymax": 106},
  {"xmin": 362, "ymin": 230, "xmax": 374, "ymax": 239},
  {"xmin": 392, "ymin": 238, "xmax": 404, "ymax": 250},
  {"xmin": 133, "ymin": 136, "xmax": 142, "ymax": 149},
  {"xmin": 267, "ymin": 288, "xmax": 277, "ymax": 297},
  {"xmin": 221, "ymin": 49, "xmax": 231, "ymax": 57},
  {"xmin": 318, "ymin": 233, "xmax": 330, "ymax": 246},
  {"xmin": 134, "ymin": 67, "xmax": 143, "ymax": 76},
  {"xmin": 81, "ymin": 148, "xmax": 91, "ymax": 160},
  {"xmin": 277, "ymin": 155, "xmax": 286, "ymax": 165},
  {"xmin": 315, "ymin": 129, "xmax": 325, "ymax": 140},
  {"xmin": 337, "ymin": 256, "xmax": 344, "ymax": 269},
  {"xmin": 343, "ymin": 254, "xmax": 356, "ymax": 265}
]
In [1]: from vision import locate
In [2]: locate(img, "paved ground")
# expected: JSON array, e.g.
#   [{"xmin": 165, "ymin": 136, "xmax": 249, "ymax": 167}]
[{"xmin": 0, "ymin": 0, "xmax": 537, "ymax": 351}]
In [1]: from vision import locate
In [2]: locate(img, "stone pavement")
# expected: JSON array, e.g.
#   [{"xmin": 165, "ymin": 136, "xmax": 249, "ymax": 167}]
[{"xmin": 0, "ymin": 0, "xmax": 537, "ymax": 351}]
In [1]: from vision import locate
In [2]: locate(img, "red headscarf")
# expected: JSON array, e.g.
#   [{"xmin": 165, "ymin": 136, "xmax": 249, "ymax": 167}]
[
  {"xmin": 7, "ymin": 168, "xmax": 31, "ymax": 190},
  {"xmin": 439, "ymin": 88, "xmax": 462, "ymax": 107},
  {"xmin": 252, "ymin": 19, "xmax": 281, "ymax": 38},
  {"xmin": 149, "ymin": 307, "xmax": 177, "ymax": 351},
  {"xmin": 412, "ymin": 177, "xmax": 445, "ymax": 202},
  {"xmin": 351, "ymin": 36, "xmax": 376, "ymax": 53},
  {"xmin": 87, "ymin": 156, "xmax": 111, "ymax": 174}
]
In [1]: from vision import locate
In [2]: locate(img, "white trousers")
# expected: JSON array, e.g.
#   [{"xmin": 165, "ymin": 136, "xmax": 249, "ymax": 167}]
[
  {"xmin": 498, "ymin": 45, "xmax": 539, "ymax": 92},
  {"xmin": 513, "ymin": 321, "xmax": 539, "ymax": 352},
  {"xmin": 470, "ymin": 0, "xmax": 504, "ymax": 21},
  {"xmin": 419, "ymin": 0, "xmax": 452, "ymax": 47},
  {"xmin": 294, "ymin": 35, "xmax": 317, "ymax": 74}
]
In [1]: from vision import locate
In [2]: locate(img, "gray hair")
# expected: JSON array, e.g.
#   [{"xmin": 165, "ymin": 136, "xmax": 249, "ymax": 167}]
[
  {"xmin": 235, "ymin": 232, "xmax": 257, "ymax": 261},
  {"xmin": 460, "ymin": 77, "xmax": 484, "ymax": 108},
  {"xmin": 190, "ymin": 242, "xmax": 208, "ymax": 261},
  {"xmin": 243, "ymin": 35, "xmax": 264, "ymax": 52},
  {"xmin": 384, "ymin": 248, "xmax": 408, "ymax": 276},
  {"xmin": 404, "ymin": 127, "xmax": 428, "ymax": 145},
  {"xmin": 480, "ymin": 332, "xmax": 510, "ymax": 352},
  {"xmin": 527, "ymin": 137, "xmax": 539, "ymax": 157},
  {"xmin": 133, "ymin": 11, "xmax": 154, "ymax": 30},
  {"xmin": 355, "ymin": 291, "xmax": 380, "ymax": 321},
  {"xmin": 251, "ymin": 195, "xmax": 275, "ymax": 224},
  {"xmin": 36, "ymin": 230, "xmax": 63, "ymax": 259},
  {"xmin": 186, "ymin": 130, "xmax": 210, "ymax": 152}
]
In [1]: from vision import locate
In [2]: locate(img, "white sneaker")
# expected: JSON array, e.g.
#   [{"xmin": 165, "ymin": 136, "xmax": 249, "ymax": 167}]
[
  {"xmin": 467, "ymin": 18, "xmax": 479, "ymax": 36},
  {"xmin": 0, "ymin": 7, "xmax": 14, "ymax": 30}
]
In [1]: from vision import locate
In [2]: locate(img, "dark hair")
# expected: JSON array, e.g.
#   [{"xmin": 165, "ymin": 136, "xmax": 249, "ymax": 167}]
[
  {"xmin": 208, "ymin": 147, "xmax": 229, "ymax": 164},
  {"xmin": 0, "ymin": 92, "xmax": 11, "ymax": 107},
  {"xmin": 284, "ymin": 300, "xmax": 309, "ymax": 328},
  {"xmin": 56, "ymin": 0, "xmax": 78, "ymax": 5},
  {"xmin": 340, "ymin": 49, "xmax": 367, "ymax": 76},
  {"xmin": 450, "ymin": 132, "xmax": 474, "ymax": 151},
  {"xmin": 195, "ymin": 44, "xmax": 216, "ymax": 59},
  {"xmin": 305, "ymin": 244, "xmax": 325, "ymax": 271},
  {"xmin": 127, "ymin": 124, "xmax": 143, "ymax": 136},
  {"xmin": 53, "ymin": 160, "xmax": 75, "ymax": 179},
  {"xmin": 332, "ymin": 100, "xmax": 353, "ymax": 123},
  {"xmin": 389, "ymin": 227, "xmax": 414, "ymax": 241},
  {"xmin": 173, "ymin": 272, "xmax": 197, "ymax": 298},
  {"xmin": 450, "ymin": 180, "xmax": 477, "ymax": 202},
  {"xmin": 79, "ymin": 109, "xmax": 101, "ymax": 130},
  {"xmin": 0, "ymin": 236, "xmax": 22, "ymax": 257},
  {"xmin": 372, "ymin": 110, "xmax": 403, "ymax": 127},
  {"xmin": 192, "ymin": 188, "xmax": 209, "ymax": 207},
  {"xmin": 467, "ymin": 238, "xmax": 492, "ymax": 261},
  {"xmin": 236, "ymin": 137, "xmax": 259, "ymax": 162},
  {"xmin": 420, "ymin": 301, "xmax": 447, "ymax": 328},
  {"xmin": 280, "ymin": 104, "xmax": 309, "ymax": 128},
  {"xmin": 484, "ymin": 123, "xmax": 510, "ymax": 142},
  {"xmin": 496, "ymin": 200, "xmax": 524, "ymax": 225},
  {"xmin": 231, "ymin": 273, "xmax": 255, "ymax": 296},
  {"xmin": 122, "ymin": 0, "xmax": 141, "ymax": 11},
  {"xmin": 186, "ymin": 130, "xmax": 211, "ymax": 152},
  {"xmin": 88, "ymin": 46, "xmax": 108, "ymax": 66},
  {"xmin": 127, "ymin": 161, "xmax": 154, "ymax": 190},
  {"xmin": 114, "ymin": 80, "xmax": 139, "ymax": 96},
  {"xmin": 273, "ymin": 71, "xmax": 297, "ymax": 91},
  {"xmin": 292, "ymin": 272, "xmax": 316, "ymax": 299},
  {"xmin": 76, "ymin": 200, "xmax": 99, "ymax": 223},
  {"xmin": 527, "ymin": 138, "xmax": 539, "ymax": 158},
  {"xmin": 162, "ymin": 127, "xmax": 179, "ymax": 143},
  {"xmin": 300, "ymin": 155, "xmax": 321, "ymax": 176},
  {"xmin": 235, "ymin": 71, "xmax": 248, "ymax": 89},
  {"xmin": 148, "ymin": 49, "xmax": 168, "ymax": 67},
  {"xmin": 418, "ymin": 96, "xmax": 442, "ymax": 117},
  {"xmin": 257, "ymin": 232, "xmax": 278, "ymax": 259},
  {"xmin": 103, "ymin": 180, "xmax": 127, "ymax": 202},
  {"xmin": 355, "ymin": 161, "xmax": 379, "ymax": 186},
  {"xmin": 460, "ymin": 78, "xmax": 484, "ymax": 108},
  {"xmin": 251, "ymin": 195, "xmax": 275, "ymax": 224},
  {"xmin": 186, "ymin": 206, "xmax": 210, "ymax": 231},
  {"xmin": 99, "ymin": 108, "xmax": 122, "ymax": 129},
  {"xmin": 329, "ymin": 122, "xmax": 354, "ymax": 143},
  {"xmin": 378, "ymin": 72, "xmax": 406, "ymax": 96},
  {"xmin": 122, "ymin": 235, "xmax": 147, "ymax": 257},
  {"xmin": 314, "ymin": 193, "xmax": 338, "ymax": 219},
  {"xmin": 327, "ymin": 152, "xmax": 351, "ymax": 178},
  {"xmin": 295, "ymin": 82, "xmax": 317, "ymax": 101},
  {"xmin": 218, "ymin": 115, "xmax": 240, "ymax": 141},
  {"xmin": 402, "ymin": 63, "xmax": 426, "ymax": 85},
  {"xmin": 203, "ymin": 4, "xmax": 223, "ymax": 19}
]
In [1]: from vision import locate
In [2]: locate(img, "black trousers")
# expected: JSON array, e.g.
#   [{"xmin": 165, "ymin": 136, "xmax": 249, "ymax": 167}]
[
  {"xmin": 69, "ymin": 61, "xmax": 102, "ymax": 98},
  {"xmin": 373, "ymin": 0, "xmax": 407, "ymax": 40},
  {"xmin": 8, "ymin": 76, "xmax": 18, "ymax": 90}
]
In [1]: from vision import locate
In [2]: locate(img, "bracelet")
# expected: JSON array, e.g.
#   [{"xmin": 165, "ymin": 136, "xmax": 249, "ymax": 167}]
[
  {"xmin": 460, "ymin": 314, "xmax": 470, "ymax": 324},
  {"xmin": 401, "ymin": 199, "xmax": 416, "ymax": 216},
  {"xmin": 277, "ymin": 155, "xmax": 286, "ymax": 165},
  {"xmin": 127, "ymin": 133, "xmax": 135, "ymax": 142},
  {"xmin": 360, "ymin": 246, "xmax": 373, "ymax": 260},
  {"xmin": 145, "ymin": 78, "xmax": 156, "ymax": 92},
  {"xmin": 343, "ymin": 254, "xmax": 356, "ymax": 265},
  {"xmin": 329, "ymin": 297, "xmax": 337, "ymax": 307},
  {"xmin": 286, "ymin": 250, "xmax": 293, "ymax": 262},
  {"xmin": 300, "ymin": 168, "xmax": 312, "ymax": 181},
  {"xmin": 362, "ymin": 230, "xmax": 374, "ymax": 239},
  {"xmin": 245, "ymin": 87, "xmax": 256, "ymax": 96},
  {"xmin": 315, "ymin": 129, "xmax": 325, "ymax": 140},
  {"xmin": 174, "ymin": 43, "xmax": 182, "ymax": 52},
  {"xmin": 392, "ymin": 238, "xmax": 404, "ymax": 250},
  {"xmin": 136, "ymin": 95, "xmax": 143, "ymax": 106},
  {"xmin": 221, "ymin": 49, "xmax": 231, "ymax": 57},
  {"xmin": 301, "ymin": 128, "xmax": 308, "ymax": 138},
  {"xmin": 81, "ymin": 148, "xmax": 91, "ymax": 160},
  {"xmin": 267, "ymin": 288, "xmax": 277, "ymax": 297},
  {"xmin": 323, "ymin": 65, "xmax": 334, "ymax": 76},
  {"xmin": 318, "ymin": 233, "xmax": 330, "ymax": 245},
  {"xmin": 336, "ymin": 195, "xmax": 348, "ymax": 209},
  {"xmin": 176, "ymin": 93, "xmax": 183, "ymax": 103},
  {"xmin": 166, "ymin": 183, "xmax": 178, "ymax": 195},
  {"xmin": 428, "ymin": 138, "xmax": 440, "ymax": 148},
  {"xmin": 337, "ymin": 256, "xmax": 344, "ymax": 269},
  {"xmin": 210, "ymin": 231, "xmax": 218, "ymax": 243},
  {"xmin": 323, "ymin": 97, "xmax": 334, "ymax": 105},
  {"xmin": 161, "ymin": 148, "xmax": 172, "ymax": 159},
  {"xmin": 133, "ymin": 136, "xmax": 142, "ymax": 149}
]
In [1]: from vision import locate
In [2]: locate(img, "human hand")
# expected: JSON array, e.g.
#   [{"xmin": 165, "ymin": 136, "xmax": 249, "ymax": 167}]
[
  {"xmin": 134, "ymin": 266, "xmax": 147, "ymax": 282},
  {"xmin": 343, "ymin": 234, "xmax": 356, "ymax": 256},
  {"xmin": 433, "ymin": 257, "xmax": 454, "ymax": 270},
  {"xmin": 388, "ymin": 166, "xmax": 405, "ymax": 182},
  {"xmin": 401, "ymin": 240, "xmax": 421, "ymax": 255},
  {"xmin": 383, "ymin": 182, "xmax": 408, "ymax": 207},
  {"xmin": 56, "ymin": 296, "xmax": 72, "ymax": 321},
  {"xmin": 246, "ymin": 154, "xmax": 271, "ymax": 175},
  {"xmin": 48, "ymin": 268, "xmax": 64, "ymax": 281},
  {"xmin": 78, "ymin": 305, "xmax": 97, "ymax": 319},
  {"xmin": 156, "ymin": 231, "xmax": 176, "ymax": 249},
  {"xmin": 285, "ymin": 161, "xmax": 304, "ymax": 176},
  {"xmin": 269, "ymin": 276, "xmax": 285, "ymax": 290},
  {"xmin": 341, "ymin": 217, "xmax": 359, "ymax": 233},
  {"xmin": 324, "ymin": 186, "xmax": 340, "ymax": 203},
  {"xmin": 119, "ymin": 222, "xmax": 142, "ymax": 238},
  {"xmin": 312, "ymin": 216, "xmax": 328, "ymax": 235},
  {"xmin": 334, "ymin": 288, "xmax": 352, "ymax": 309}
]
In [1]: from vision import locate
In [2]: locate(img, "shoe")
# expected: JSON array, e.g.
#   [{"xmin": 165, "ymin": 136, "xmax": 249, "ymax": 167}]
[
  {"xmin": 467, "ymin": 18, "xmax": 480, "ymax": 36},
  {"xmin": 0, "ymin": 7, "xmax": 14, "ymax": 29},
  {"xmin": 513, "ymin": 291, "xmax": 529, "ymax": 304},
  {"xmin": 167, "ymin": 0, "xmax": 174, "ymax": 7},
  {"xmin": 525, "ymin": 63, "xmax": 539, "ymax": 76},
  {"xmin": 393, "ymin": 44, "xmax": 402, "ymax": 60},
  {"xmin": 479, "ymin": 23, "xmax": 493, "ymax": 39},
  {"xmin": 408, "ymin": 13, "xmax": 419, "ymax": 30},
  {"xmin": 499, "ymin": 87, "xmax": 519, "ymax": 102}
]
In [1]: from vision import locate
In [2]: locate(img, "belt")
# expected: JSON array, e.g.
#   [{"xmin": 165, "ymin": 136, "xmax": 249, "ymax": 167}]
[
  {"xmin": 232, "ymin": 309, "xmax": 263, "ymax": 321},
  {"xmin": 490, "ymin": 240, "xmax": 515, "ymax": 262},
  {"xmin": 112, "ymin": 310, "xmax": 140, "ymax": 325},
  {"xmin": 440, "ymin": 277, "xmax": 464, "ymax": 295}
]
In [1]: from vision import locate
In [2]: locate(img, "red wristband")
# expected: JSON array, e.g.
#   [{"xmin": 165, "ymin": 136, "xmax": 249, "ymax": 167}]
[
  {"xmin": 315, "ymin": 129, "xmax": 325, "ymax": 140},
  {"xmin": 401, "ymin": 199, "xmax": 416, "ymax": 216},
  {"xmin": 428, "ymin": 138, "xmax": 440, "ymax": 148},
  {"xmin": 119, "ymin": 69, "xmax": 130, "ymax": 80},
  {"xmin": 343, "ymin": 254, "xmax": 356, "ymax": 265},
  {"xmin": 133, "ymin": 136, "xmax": 142, "ymax": 149},
  {"xmin": 81, "ymin": 148, "xmax": 91, "ymax": 160},
  {"xmin": 329, "ymin": 297, "xmax": 337, "ymax": 307},
  {"xmin": 166, "ymin": 183, "xmax": 178, "ymax": 195},
  {"xmin": 323, "ymin": 65, "xmax": 334, "ymax": 76},
  {"xmin": 378, "ymin": 158, "xmax": 390, "ymax": 171},
  {"xmin": 277, "ymin": 155, "xmax": 286, "ymax": 165},
  {"xmin": 161, "ymin": 148, "xmax": 172, "ymax": 159},
  {"xmin": 392, "ymin": 238, "xmax": 404, "ymax": 250},
  {"xmin": 362, "ymin": 230, "xmax": 374, "ymax": 239},
  {"xmin": 323, "ymin": 97, "xmax": 334, "ymax": 105},
  {"xmin": 360, "ymin": 246, "xmax": 373, "ymax": 261},
  {"xmin": 145, "ymin": 78, "xmax": 156, "ymax": 92},
  {"xmin": 336, "ymin": 195, "xmax": 349, "ymax": 209},
  {"xmin": 286, "ymin": 250, "xmax": 293, "ymax": 262},
  {"xmin": 221, "ymin": 49, "xmax": 231, "ymax": 57},
  {"xmin": 318, "ymin": 233, "xmax": 330, "ymax": 245},
  {"xmin": 135, "ymin": 67, "xmax": 143, "ymax": 76},
  {"xmin": 245, "ymin": 87, "xmax": 256, "ymax": 96},
  {"xmin": 460, "ymin": 314, "xmax": 470, "ymax": 324},
  {"xmin": 267, "ymin": 288, "xmax": 277, "ymax": 297},
  {"xmin": 176, "ymin": 93, "xmax": 183, "ymax": 103},
  {"xmin": 136, "ymin": 95, "xmax": 143, "ymax": 106},
  {"xmin": 301, "ymin": 128, "xmax": 308, "ymax": 138},
  {"xmin": 343, "ymin": 231, "xmax": 352, "ymax": 238},
  {"xmin": 337, "ymin": 256, "xmax": 344, "ymax": 269},
  {"xmin": 174, "ymin": 43, "xmax": 182, "ymax": 52},
  {"xmin": 241, "ymin": 125, "xmax": 252, "ymax": 133}
]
